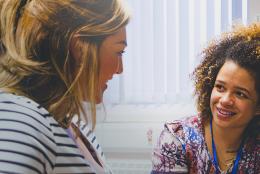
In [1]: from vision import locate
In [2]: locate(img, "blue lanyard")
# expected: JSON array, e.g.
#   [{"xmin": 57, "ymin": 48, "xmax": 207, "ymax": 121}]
[{"xmin": 210, "ymin": 117, "xmax": 244, "ymax": 174}]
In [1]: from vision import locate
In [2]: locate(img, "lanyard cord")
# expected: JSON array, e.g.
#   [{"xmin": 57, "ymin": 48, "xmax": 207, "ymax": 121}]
[{"xmin": 210, "ymin": 117, "xmax": 244, "ymax": 174}]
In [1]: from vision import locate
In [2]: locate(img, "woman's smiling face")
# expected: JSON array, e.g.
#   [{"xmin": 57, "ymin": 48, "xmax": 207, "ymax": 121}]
[
  {"xmin": 97, "ymin": 27, "xmax": 127, "ymax": 103},
  {"xmin": 210, "ymin": 60, "xmax": 259, "ymax": 129}
]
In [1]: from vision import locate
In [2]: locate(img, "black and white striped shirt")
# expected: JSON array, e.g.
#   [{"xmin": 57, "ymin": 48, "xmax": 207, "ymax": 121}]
[{"xmin": 0, "ymin": 91, "xmax": 96, "ymax": 174}]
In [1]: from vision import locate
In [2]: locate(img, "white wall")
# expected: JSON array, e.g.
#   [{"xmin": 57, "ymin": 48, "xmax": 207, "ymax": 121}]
[
  {"xmin": 94, "ymin": 104, "xmax": 196, "ymax": 174},
  {"xmin": 248, "ymin": 0, "xmax": 260, "ymax": 23}
]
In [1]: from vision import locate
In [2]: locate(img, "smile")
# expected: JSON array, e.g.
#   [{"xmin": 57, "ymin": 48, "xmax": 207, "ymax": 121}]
[{"xmin": 216, "ymin": 107, "xmax": 236, "ymax": 117}]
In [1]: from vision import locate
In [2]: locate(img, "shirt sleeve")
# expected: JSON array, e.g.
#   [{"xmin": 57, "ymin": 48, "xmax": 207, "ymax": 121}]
[
  {"xmin": 0, "ymin": 110, "xmax": 56, "ymax": 174},
  {"xmin": 151, "ymin": 124, "xmax": 188, "ymax": 174}
]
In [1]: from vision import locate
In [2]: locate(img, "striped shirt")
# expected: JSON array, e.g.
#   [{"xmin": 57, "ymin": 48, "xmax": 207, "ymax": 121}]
[{"xmin": 0, "ymin": 91, "xmax": 96, "ymax": 174}]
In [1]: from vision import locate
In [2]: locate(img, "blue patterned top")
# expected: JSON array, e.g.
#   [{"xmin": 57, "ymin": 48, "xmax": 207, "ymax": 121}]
[{"xmin": 151, "ymin": 115, "xmax": 259, "ymax": 174}]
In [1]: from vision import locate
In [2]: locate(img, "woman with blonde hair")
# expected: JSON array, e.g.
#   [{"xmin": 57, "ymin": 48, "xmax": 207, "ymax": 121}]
[
  {"xmin": 0, "ymin": 0, "xmax": 130, "ymax": 173},
  {"xmin": 151, "ymin": 23, "xmax": 260, "ymax": 173}
]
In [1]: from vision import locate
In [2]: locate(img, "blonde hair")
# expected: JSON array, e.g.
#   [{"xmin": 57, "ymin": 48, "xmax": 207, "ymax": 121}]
[{"xmin": 0, "ymin": 0, "xmax": 130, "ymax": 128}]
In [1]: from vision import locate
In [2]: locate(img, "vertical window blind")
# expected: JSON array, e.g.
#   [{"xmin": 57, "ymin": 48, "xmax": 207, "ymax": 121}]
[{"xmin": 103, "ymin": 0, "xmax": 247, "ymax": 105}]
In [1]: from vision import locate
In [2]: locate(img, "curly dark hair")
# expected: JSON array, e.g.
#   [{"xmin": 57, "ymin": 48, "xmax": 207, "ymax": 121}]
[{"xmin": 192, "ymin": 23, "xmax": 260, "ymax": 121}]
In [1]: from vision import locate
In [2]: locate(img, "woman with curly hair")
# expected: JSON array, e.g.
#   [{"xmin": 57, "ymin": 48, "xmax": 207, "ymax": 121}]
[
  {"xmin": 151, "ymin": 23, "xmax": 260, "ymax": 174},
  {"xmin": 0, "ymin": 0, "xmax": 129, "ymax": 173}
]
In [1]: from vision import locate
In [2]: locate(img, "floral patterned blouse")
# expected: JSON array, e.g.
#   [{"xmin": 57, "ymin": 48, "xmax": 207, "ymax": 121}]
[{"xmin": 151, "ymin": 115, "xmax": 259, "ymax": 174}]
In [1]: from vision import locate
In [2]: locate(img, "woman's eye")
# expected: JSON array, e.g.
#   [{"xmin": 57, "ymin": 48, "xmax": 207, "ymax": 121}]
[
  {"xmin": 214, "ymin": 84, "xmax": 224, "ymax": 92},
  {"xmin": 235, "ymin": 91, "xmax": 248, "ymax": 99}
]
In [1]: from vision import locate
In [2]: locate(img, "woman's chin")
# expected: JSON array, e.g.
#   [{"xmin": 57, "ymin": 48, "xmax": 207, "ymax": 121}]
[
  {"xmin": 95, "ymin": 92, "xmax": 105, "ymax": 104},
  {"xmin": 94, "ymin": 85, "xmax": 107, "ymax": 104},
  {"xmin": 95, "ymin": 95, "xmax": 103, "ymax": 104}
]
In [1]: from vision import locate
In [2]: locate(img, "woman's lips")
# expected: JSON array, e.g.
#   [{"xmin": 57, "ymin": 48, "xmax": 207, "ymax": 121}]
[{"xmin": 216, "ymin": 107, "xmax": 236, "ymax": 120}]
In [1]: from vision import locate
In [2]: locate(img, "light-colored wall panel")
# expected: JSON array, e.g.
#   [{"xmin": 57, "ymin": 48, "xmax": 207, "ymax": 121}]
[{"xmin": 248, "ymin": 0, "xmax": 260, "ymax": 23}]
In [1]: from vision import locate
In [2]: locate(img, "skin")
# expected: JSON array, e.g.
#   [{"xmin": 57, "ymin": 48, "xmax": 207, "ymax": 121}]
[
  {"xmin": 204, "ymin": 60, "xmax": 259, "ymax": 171},
  {"xmin": 97, "ymin": 27, "xmax": 127, "ymax": 103},
  {"xmin": 210, "ymin": 60, "xmax": 258, "ymax": 130},
  {"xmin": 70, "ymin": 27, "xmax": 127, "ymax": 103}
]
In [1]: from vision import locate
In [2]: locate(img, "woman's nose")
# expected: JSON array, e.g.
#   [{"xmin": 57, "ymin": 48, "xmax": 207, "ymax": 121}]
[{"xmin": 220, "ymin": 93, "xmax": 234, "ymax": 107}]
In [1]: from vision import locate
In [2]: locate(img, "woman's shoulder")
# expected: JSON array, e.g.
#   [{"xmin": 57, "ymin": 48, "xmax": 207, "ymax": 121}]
[
  {"xmin": 0, "ymin": 92, "xmax": 96, "ymax": 173},
  {"xmin": 0, "ymin": 91, "xmax": 49, "ymax": 112},
  {"xmin": 0, "ymin": 92, "xmax": 57, "ymax": 172},
  {"xmin": 0, "ymin": 91, "xmax": 58, "ymax": 134},
  {"xmin": 151, "ymin": 116, "xmax": 203, "ymax": 173},
  {"xmin": 165, "ymin": 115, "xmax": 203, "ymax": 138}
]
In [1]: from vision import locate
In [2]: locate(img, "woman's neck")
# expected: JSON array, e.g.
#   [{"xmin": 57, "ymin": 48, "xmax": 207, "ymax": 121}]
[
  {"xmin": 204, "ymin": 118, "xmax": 246, "ymax": 171},
  {"xmin": 212, "ymin": 120, "xmax": 245, "ymax": 151}
]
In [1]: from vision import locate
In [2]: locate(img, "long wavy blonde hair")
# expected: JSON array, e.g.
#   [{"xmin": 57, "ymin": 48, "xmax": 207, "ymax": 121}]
[{"xmin": 0, "ymin": 0, "xmax": 130, "ymax": 128}]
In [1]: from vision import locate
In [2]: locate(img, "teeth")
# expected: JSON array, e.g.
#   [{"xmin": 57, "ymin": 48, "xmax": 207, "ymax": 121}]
[{"xmin": 217, "ymin": 108, "xmax": 234, "ymax": 116}]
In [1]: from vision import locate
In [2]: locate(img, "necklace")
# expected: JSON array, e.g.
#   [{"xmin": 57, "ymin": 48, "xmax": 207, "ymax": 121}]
[
  {"xmin": 218, "ymin": 155, "xmax": 236, "ymax": 171},
  {"xmin": 219, "ymin": 150, "xmax": 237, "ymax": 170},
  {"xmin": 210, "ymin": 117, "xmax": 244, "ymax": 174}
]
